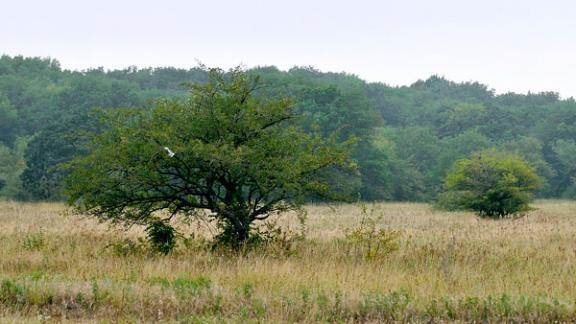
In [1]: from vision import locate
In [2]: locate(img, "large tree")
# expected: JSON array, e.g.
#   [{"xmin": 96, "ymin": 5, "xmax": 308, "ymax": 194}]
[{"xmin": 65, "ymin": 68, "xmax": 353, "ymax": 247}]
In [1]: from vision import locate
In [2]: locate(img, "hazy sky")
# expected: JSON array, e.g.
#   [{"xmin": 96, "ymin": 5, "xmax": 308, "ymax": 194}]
[{"xmin": 2, "ymin": 0, "xmax": 576, "ymax": 97}]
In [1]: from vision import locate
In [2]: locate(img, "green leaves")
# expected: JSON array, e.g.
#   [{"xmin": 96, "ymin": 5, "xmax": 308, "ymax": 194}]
[
  {"xmin": 65, "ymin": 67, "xmax": 353, "ymax": 247},
  {"xmin": 552, "ymin": 140, "xmax": 576, "ymax": 198},
  {"xmin": 441, "ymin": 151, "xmax": 543, "ymax": 218},
  {"xmin": 0, "ymin": 137, "xmax": 29, "ymax": 199}
]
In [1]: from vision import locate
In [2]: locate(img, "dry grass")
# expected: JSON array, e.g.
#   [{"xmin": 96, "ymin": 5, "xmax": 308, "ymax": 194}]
[{"xmin": 1, "ymin": 200, "xmax": 575, "ymax": 322}]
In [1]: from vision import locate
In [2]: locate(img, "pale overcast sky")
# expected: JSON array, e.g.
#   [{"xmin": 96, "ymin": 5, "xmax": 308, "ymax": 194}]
[{"xmin": 2, "ymin": 0, "xmax": 576, "ymax": 97}]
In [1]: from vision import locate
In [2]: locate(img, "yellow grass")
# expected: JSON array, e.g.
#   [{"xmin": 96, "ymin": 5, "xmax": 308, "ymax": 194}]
[{"xmin": 1, "ymin": 201, "xmax": 575, "ymax": 322}]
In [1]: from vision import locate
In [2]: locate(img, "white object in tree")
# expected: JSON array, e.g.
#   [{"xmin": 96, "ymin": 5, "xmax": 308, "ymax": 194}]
[{"xmin": 163, "ymin": 147, "xmax": 175, "ymax": 157}]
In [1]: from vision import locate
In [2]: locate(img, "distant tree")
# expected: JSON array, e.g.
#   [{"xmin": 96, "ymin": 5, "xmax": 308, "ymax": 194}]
[
  {"xmin": 439, "ymin": 151, "xmax": 542, "ymax": 218},
  {"xmin": 431, "ymin": 130, "xmax": 492, "ymax": 186},
  {"xmin": 20, "ymin": 125, "xmax": 80, "ymax": 200},
  {"xmin": 356, "ymin": 136, "xmax": 396, "ymax": 200},
  {"xmin": 20, "ymin": 75, "xmax": 142, "ymax": 201},
  {"xmin": 0, "ymin": 138, "xmax": 29, "ymax": 199},
  {"xmin": 501, "ymin": 136, "xmax": 555, "ymax": 196},
  {"xmin": 65, "ymin": 67, "xmax": 353, "ymax": 248},
  {"xmin": 296, "ymin": 85, "xmax": 387, "ymax": 200},
  {"xmin": 410, "ymin": 75, "xmax": 494, "ymax": 102},
  {"xmin": 434, "ymin": 103, "xmax": 487, "ymax": 138},
  {"xmin": 0, "ymin": 94, "xmax": 18, "ymax": 146},
  {"xmin": 552, "ymin": 139, "xmax": 576, "ymax": 198},
  {"xmin": 57, "ymin": 75, "xmax": 141, "ymax": 113},
  {"xmin": 0, "ymin": 144, "xmax": 11, "ymax": 194}
]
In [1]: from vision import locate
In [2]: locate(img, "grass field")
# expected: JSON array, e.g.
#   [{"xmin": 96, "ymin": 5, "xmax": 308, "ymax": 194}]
[{"xmin": 1, "ymin": 201, "xmax": 575, "ymax": 322}]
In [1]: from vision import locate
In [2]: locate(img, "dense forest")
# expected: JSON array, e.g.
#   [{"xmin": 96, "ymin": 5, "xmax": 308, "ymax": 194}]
[{"xmin": 0, "ymin": 55, "xmax": 575, "ymax": 201}]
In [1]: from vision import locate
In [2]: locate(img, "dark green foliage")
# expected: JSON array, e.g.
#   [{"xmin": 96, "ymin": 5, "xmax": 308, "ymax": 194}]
[
  {"xmin": 20, "ymin": 127, "xmax": 77, "ymax": 200},
  {"xmin": 0, "ymin": 54, "xmax": 573, "ymax": 202},
  {"xmin": 57, "ymin": 74, "xmax": 140, "ymax": 114},
  {"xmin": 65, "ymin": 67, "xmax": 353, "ymax": 248},
  {"xmin": 146, "ymin": 220, "xmax": 176, "ymax": 254},
  {"xmin": 0, "ymin": 138, "xmax": 28, "ymax": 199},
  {"xmin": 440, "ymin": 152, "xmax": 543, "ymax": 218},
  {"xmin": 551, "ymin": 139, "xmax": 576, "ymax": 198},
  {"xmin": 0, "ymin": 95, "xmax": 18, "ymax": 147}
]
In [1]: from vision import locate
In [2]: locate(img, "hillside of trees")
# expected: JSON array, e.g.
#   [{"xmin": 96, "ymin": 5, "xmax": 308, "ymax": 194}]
[{"xmin": 1, "ymin": 55, "xmax": 575, "ymax": 201}]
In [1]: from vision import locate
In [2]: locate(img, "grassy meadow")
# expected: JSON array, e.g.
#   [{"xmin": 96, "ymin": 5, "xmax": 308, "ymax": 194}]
[{"xmin": 1, "ymin": 201, "xmax": 576, "ymax": 322}]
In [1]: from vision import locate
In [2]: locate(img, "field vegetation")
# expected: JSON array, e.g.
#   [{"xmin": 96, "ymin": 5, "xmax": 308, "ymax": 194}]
[{"xmin": 1, "ymin": 201, "xmax": 575, "ymax": 322}]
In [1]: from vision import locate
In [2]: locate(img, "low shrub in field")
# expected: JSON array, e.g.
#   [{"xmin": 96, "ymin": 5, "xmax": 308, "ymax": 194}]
[
  {"xmin": 345, "ymin": 219, "xmax": 400, "ymax": 261},
  {"xmin": 439, "ymin": 151, "xmax": 542, "ymax": 218},
  {"xmin": 146, "ymin": 219, "xmax": 176, "ymax": 255},
  {"xmin": 344, "ymin": 205, "xmax": 400, "ymax": 261}
]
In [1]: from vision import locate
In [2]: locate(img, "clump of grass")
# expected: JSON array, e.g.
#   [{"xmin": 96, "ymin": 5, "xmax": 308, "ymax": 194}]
[
  {"xmin": 147, "ymin": 276, "xmax": 212, "ymax": 297},
  {"xmin": 0, "ymin": 279, "xmax": 24, "ymax": 304},
  {"xmin": 245, "ymin": 221, "xmax": 304, "ymax": 257},
  {"xmin": 21, "ymin": 229, "xmax": 46, "ymax": 251},
  {"xmin": 105, "ymin": 238, "xmax": 147, "ymax": 257},
  {"xmin": 172, "ymin": 276, "xmax": 212, "ymax": 297}
]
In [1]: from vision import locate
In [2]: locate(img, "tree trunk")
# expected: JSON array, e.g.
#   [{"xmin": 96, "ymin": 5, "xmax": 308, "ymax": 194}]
[
  {"xmin": 218, "ymin": 207, "xmax": 252, "ymax": 249},
  {"xmin": 235, "ymin": 222, "xmax": 250, "ymax": 246}
]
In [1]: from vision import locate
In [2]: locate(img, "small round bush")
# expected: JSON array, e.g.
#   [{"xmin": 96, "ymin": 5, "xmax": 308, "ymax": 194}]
[
  {"xmin": 440, "ymin": 151, "xmax": 542, "ymax": 218},
  {"xmin": 146, "ymin": 220, "xmax": 176, "ymax": 254}
]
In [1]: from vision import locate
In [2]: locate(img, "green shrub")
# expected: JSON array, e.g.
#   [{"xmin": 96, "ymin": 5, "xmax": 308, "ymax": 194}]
[
  {"xmin": 345, "ymin": 205, "xmax": 400, "ymax": 261},
  {"xmin": 440, "ymin": 151, "xmax": 542, "ymax": 218},
  {"xmin": 146, "ymin": 219, "xmax": 176, "ymax": 254}
]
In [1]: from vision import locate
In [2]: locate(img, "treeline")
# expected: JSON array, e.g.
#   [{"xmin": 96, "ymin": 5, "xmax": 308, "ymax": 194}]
[{"xmin": 0, "ymin": 55, "xmax": 575, "ymax": 201}]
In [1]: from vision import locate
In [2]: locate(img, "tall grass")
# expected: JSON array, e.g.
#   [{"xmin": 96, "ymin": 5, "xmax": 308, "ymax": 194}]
[{"xmin": 0, "ymin": 201, "xmax": 575, "ymax": 322}]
